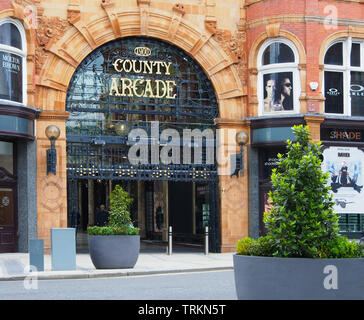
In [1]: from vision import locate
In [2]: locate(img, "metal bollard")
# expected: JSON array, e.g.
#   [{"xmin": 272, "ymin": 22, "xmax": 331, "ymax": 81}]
[
  {"xmin": 205, "ymin": 226, "xmax": 209, "ymax": 255},
  {"xmin": 168, "ymin": 226, "xmax": 172, "ymax": 255}
]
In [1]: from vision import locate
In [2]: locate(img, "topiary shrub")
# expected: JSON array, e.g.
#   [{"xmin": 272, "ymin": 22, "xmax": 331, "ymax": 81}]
[
  {"xmin": 87, "ymin": 185, "xmax": 139, "ymax": 236},
  {"xmin": 236, "ymin": 125, "xmax": 363, "ymax": 258}
]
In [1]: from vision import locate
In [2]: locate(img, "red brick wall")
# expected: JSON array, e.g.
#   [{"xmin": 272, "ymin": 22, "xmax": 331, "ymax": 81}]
[{"xmin": 0, "ymin": 0, "xmax": 12, "ymax": 11}]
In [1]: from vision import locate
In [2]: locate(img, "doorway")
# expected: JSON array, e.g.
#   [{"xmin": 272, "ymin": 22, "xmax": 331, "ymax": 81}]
[{"xmin": 0, "ymin": 187, "xmax": 16, "ymax": 253}]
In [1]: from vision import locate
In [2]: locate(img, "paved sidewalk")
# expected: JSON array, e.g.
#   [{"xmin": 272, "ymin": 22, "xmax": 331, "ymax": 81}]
[{"xmin": 0, "ymin": 250, "xmax": 234, "ymax": 281}]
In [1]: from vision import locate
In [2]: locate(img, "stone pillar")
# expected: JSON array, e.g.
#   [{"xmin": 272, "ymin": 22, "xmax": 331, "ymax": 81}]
[
  {"xmin": 304, "ymin": 115, "xmax": 325, "ymax": 142},
  {"xmin": 215, "ymin": 119, "xmax": 250, "ymax": 252},
  {"xmin": 17, "ymin": 140, "xmax": 37, "ymax": 252},
  {"xmin": 36, "ymin": 111, "xmax": 69, "ymax": 254}
]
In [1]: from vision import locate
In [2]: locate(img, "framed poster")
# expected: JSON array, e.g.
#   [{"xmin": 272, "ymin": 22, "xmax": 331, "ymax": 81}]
[
  {"xmin": 263, "ymin": 72, "xmax": 293, "ymax": 113},
  {"xmin": 322, "ymin": 147, "xmax": 364, "ymax": 213}
]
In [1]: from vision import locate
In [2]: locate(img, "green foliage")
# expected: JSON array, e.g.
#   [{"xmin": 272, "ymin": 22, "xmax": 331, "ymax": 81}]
[
  {"xmin": 87, "ymin": 184, "xmax": 139, "ymax": 236},
  {"xmin": 317, "ymin": 236, "xmax": 364, "ymax": 258},
  {"xmin": 236, "ymin": 237, "xmax": 256, "ymax": 255},
  {"xmin": 236, "ymin": 125, "xmax": 364, "ymax": 259},
  {"xmin": 108, "ymin": 184, "xmax": 134, "ymax": 228},
  {"xmin": 236, "ymin": 236, "xmax": 276, "ymax": 257},
  {"xmin": 87, "ymin": 225, "xmax": 140, "ymax": 236},
  {"xmin": 263, "ymin": 125, "xmax": 340, "ymax": 257}
]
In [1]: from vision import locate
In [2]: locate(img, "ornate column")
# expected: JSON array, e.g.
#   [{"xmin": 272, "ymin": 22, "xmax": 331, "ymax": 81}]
[
  {"xmin": 215, "ymin": 118, "xmax": 250, "ymax": 252},
  {"xmin": 36, "ymin": 110, "xmax": 69, "ymax": 254}
]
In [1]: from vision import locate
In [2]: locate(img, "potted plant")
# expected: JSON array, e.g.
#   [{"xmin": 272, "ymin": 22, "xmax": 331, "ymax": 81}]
[
  {"xmin": 233, "ymin": 125, "xmax": 364, "ymax": 300},
  {"xmin": 88, "ymin": 185, "xmax": 140, "ymax": 269}
]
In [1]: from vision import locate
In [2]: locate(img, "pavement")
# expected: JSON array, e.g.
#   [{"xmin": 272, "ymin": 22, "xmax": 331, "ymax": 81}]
[{"xmin": 0, "ymin": 243, "xmax": 234, "ymax": 281}]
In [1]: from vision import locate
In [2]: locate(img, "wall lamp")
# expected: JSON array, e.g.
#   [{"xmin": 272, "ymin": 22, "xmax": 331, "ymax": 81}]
[
  {"xmin": 45, "ymin": 125, "xmax": 60, "ymax": 175},
  {"xmin": 231, "ymin": 131, "xmax": 249, "ymax": 178}
]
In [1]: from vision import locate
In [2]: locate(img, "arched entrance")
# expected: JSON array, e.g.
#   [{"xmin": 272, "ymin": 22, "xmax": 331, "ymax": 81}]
[{"xmin": 65, "ymin": 37, "xmax": 220, "ymax": 252}]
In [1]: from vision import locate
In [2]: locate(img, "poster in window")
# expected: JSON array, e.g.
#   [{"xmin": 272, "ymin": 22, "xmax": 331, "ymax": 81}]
[
  {"xmin": 0, "ymin": 51, "xmax": 22, "ymax": 103},
  {"xmin": 322, "ymin": 147, "xmax": 364, "ymax": 213},
  {"xmin": 263, "ymin": 72, "xmax": 293, "ymax": 113},
  {"xmin": 324, "ymin": 71, "xmax": 343, "ymax": 114},
  {"xmin": 350, "ymin": 71, "xmax": 364, "ymax": 117}
]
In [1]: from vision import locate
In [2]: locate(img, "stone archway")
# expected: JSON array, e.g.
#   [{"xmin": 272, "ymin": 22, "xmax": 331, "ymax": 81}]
[{"xmin": 34, "ymin": 1, "xmax": 247, "ymax": 252}]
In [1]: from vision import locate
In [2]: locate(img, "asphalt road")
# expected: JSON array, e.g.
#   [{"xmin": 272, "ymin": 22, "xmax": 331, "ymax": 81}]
[{"xmin": 0, "ymin": 270, "xmax": 236, "ymax": 300}]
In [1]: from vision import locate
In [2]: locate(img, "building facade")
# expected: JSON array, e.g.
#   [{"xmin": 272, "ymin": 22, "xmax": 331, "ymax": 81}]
[{"xmin": 0, "ymin": 0, "xmax": 363, "ymax": 253}]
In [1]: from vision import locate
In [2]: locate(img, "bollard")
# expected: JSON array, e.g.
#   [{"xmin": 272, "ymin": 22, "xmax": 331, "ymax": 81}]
[
  {"xmin": 205, "ymin": 226, "xmax": 209, "ymax": 255},
  {"xmin": 29, "ymin": 239, "xmax": 44, "ymax": 272},
  {"xmin": 168, "ymin": 226, "xmax": 172, "ymax": 255},
  {"xmin": 51, "ymin": 228, "xmax": 76, "ymax": 271}
]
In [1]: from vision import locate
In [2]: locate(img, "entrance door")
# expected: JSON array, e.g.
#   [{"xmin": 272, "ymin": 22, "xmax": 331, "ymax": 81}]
[
  {"xmin": 168, "ymin": 182, "xmax": 193, "ymax": 234},
  {"xmin": 0, "ymin": 187, "xmax": 16, "ymax": 253}
]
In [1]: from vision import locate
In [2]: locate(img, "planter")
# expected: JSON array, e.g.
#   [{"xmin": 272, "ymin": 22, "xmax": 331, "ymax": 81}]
[
  {"xmin": 88, "ymin": 235, "xmax": 140, "ymax": 269},
  {"xmin": 233, "ymin": 254, "xmax": 364, "ymax": 300}
]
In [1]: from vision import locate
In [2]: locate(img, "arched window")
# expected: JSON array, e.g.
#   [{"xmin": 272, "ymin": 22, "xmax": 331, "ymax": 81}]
[
  {"xmin": 324, "ymin": 38, "xmax": 364, "ymax": 116},
  {"xmin": 258, "ymin": 39, "xmax": 300, "ymax": 115},
  {"xmin": 0, "ymin": 18, "xmax": 27, "ymax": 105}
]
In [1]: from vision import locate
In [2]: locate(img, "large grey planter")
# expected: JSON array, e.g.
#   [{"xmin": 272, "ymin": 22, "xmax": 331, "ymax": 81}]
[
  {"xmin": 233, "ymin": 254, "xmax": 364, "ymax": 300},
  {"xmin": 88, "ymin": 235, "xmax": 140, "ymax": 269}
]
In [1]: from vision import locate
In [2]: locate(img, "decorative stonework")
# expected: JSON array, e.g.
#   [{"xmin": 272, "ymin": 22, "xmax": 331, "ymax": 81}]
[
  {"xmin": 40, "ymin": 178, "xmax": 63, "ymax": 212},
  {"xmin": 213, "ymin": 23, "xmax": 247, "ymax": 86},
  {"xmin": 101, "ymin": 0, "xmax": 121, "ymax": 37},
  {"xmin": 137, "ymin": 0, "xmax": 151, "ymax": 35},
  {"xmin": 167, "ymin": 3, "xmax": 185, "ymax": 41},
  {"xmin": 34, "ymin": 5, "xmax": 69, "ymax": 75}
]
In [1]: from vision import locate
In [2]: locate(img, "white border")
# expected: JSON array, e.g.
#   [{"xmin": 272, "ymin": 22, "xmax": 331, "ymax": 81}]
[
  {"xmin": 0, "ymin": 17, "xmax": 27, "ymax": 106},
  {"xmin": 323, "ymin": 37, "xmax": 364, "ymax": 117},
  {"xmin": 257, "ymin": 38, "xmax": 300, "ymax": 116}
]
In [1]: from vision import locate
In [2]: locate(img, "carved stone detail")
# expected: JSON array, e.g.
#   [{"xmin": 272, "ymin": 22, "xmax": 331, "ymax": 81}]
[
  {"xmin": 167, "ymin": 4, "xmax": 185, "ymax": 40},
  {"xmin": 173, "ymin": 3, "xmax": 185, "ymax": 16},
  {"xmin": 101, "ymin": 0, "xmax": 121, "ymax": 37},
  {"xmin": 213, "ymin": 23, "xmax": 247, "ymax": 86},
  {"xmin": 137, "ymin": 0, "xmax": 151, "ymax": 35},
  {"xmin": 34, "ymin": 6, "xmax": 69, "ymax": 75}
]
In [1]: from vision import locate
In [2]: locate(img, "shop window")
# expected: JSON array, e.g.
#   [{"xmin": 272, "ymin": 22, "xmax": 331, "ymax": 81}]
[
  {"xmin": 258, "ymin": 39, "xmax": 301, "ymax": 115},
  {"xmin": 0, "ymin": 18, "xmax": 26, "ymax": 105},
  {"xmin": 324, "ymin": 38, "xmax": 364, "ymax": 117}
]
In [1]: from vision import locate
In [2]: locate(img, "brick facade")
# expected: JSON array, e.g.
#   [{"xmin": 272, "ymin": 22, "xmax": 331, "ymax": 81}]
[{"xmin": 1, "ymin": 0, "xmax": 363, "ymax": 252}]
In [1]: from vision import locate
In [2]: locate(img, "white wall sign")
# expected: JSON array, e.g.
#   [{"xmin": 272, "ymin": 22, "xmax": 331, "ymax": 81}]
[{"xmin": 322, "ymin": 147, "xmax": 364, "ymax": 213}]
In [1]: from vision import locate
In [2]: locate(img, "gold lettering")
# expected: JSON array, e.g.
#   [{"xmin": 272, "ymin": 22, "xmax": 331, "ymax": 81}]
[
  {"xmin": 154, "ymin": 61, "xmax": 162, "ymax": 75},
  {"xmin": 132, "ymin": 79, "xmax": 145, "ymax": 97},
  {"xmin": 109, "ymin": 78, "xmax": 121, "ymax": 96},
  {"xmin": 166, "ymin": 80, "xmax": 176, "ymax": 99},
  {"xmin": 163, "ymin": 62, "xmax": 172, "ymax": 75},
  {"xmin": 113, "ymin": 59, "xmax": 123, "ymax": 72},
  {"xmin": 132, "ymin": 60, "xmax": 142, "ymax": 73},
  {"xmin": 143, "ymin": 61, "xmax": 153, "ymax": 74},
  {"xmin": 120, "ymin": 78, "xmax": 133, "ymax": 96},
  {"xmin": 144, "ymin": 79, "xmax": 155, "ymax": 98},
  {"xmin": 155, "ymin": 80, "xmax": 167, "ymax": 98},
  {"xmin": 123, "ymin": 60, "xmax": 133, "ymax": 73}
]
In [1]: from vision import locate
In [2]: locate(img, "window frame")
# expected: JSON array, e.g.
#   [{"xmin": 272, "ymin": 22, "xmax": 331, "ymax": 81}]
[
  {"xmin": 323, "ymin": 37, "xmax": 364, "ymax": 117},
  {"xmin": 0, "ymin": 18, "xmax": 27, "ymax": 106},
  {"xmin": 257, "ymin": 38, "xmax": 301, "ymax": 116}
]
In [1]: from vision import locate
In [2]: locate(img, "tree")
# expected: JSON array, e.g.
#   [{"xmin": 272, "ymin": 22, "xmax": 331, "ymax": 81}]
[{"xmin": 263, "ymin": 125, "xmax": 339, "ymax": 257}]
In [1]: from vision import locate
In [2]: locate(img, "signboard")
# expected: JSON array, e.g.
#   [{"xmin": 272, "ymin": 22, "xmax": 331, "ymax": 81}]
[
  {"xmin": 109, "ymin": 46, "xmax": 176, "ymax": 99},
  {"xmin": 321, "ymin": 128, "xmax": 364, "ymax": 142},
  {"xmin": 0, "ymin": 51, "xmax": 22, "ymax": 103},
  {"xmin": 322, "ymin": 147, "xmax": 364, "ymax": 213}
]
